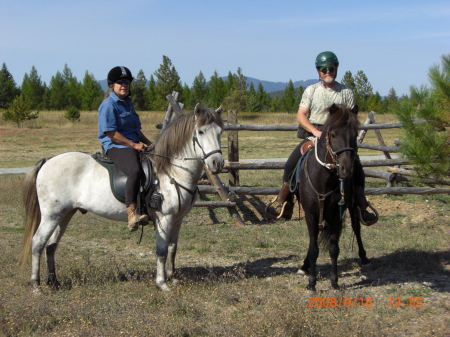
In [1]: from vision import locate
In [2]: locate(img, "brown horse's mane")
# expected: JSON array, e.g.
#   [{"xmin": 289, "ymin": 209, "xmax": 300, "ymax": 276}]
[
  {"xmin": 323, "ymin": 104, "xmax": 359, "ymax": 135},
  {"xmin": 153, "ymin": 106, "xmax": 224, "ymax": 173}
]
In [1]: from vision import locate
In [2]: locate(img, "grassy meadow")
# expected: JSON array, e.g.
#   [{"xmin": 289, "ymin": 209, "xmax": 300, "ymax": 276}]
[{"xmin": 0, "ymin": 111, "xmax": 449, "ymax": 336}]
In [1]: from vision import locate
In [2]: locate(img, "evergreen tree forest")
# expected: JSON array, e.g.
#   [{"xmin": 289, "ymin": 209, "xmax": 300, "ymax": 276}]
[{"xmin": 0, "ymin": 55, "xmax": 444, "ymax": 116}]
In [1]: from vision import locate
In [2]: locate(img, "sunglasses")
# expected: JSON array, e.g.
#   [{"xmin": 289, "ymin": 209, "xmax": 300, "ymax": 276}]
[
  {"xmin": 319, "ymin": 67, "xmax": 336, "ymax": 73},
  {"xmin": 115, "ymin": 79, "xmax": 131, "ymax": 85}
]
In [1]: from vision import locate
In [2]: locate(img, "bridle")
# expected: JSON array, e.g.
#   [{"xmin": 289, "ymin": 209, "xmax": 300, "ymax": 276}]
[
  {"xmin": 147, "ymin": 127, "xmax": 223, "ymax": 213},
  {"xmin": 306, "ymin": 130, "xmax": 357, "ymax": 228},
  {"xmin": 314, "ymin": 131, "xmax": 356, "ymax": 172},
  {"xmin": 192, "ymin": 129, "xmax": 222, "ymax": 161}
]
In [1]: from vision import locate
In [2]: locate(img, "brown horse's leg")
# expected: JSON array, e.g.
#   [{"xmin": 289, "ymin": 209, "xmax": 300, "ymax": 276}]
[
  {"xmin": 350, "ymin": 207, "xmax": 370, "ymax": 265},
  {"xmin": 306, "ymin": 222, "xmax": 319, "ymax": 291},
  {"xmin": 329, "ymin": 230, "xmax": 340, "ymax": 290}
]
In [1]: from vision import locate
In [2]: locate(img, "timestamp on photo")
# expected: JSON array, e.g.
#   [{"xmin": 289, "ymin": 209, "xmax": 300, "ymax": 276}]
[
  {"xmin": 307, "ymin": 297, "xmax": 424, "ymax": 308},
  {"xmin": 388, "ymin": 297, "xmax": 423, "ymax": 307}
]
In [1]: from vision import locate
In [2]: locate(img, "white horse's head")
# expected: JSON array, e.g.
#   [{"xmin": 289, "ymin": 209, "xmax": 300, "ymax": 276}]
[{"xmin": 193, "ymin": 103, "xmax": 224, "ymax": 173}]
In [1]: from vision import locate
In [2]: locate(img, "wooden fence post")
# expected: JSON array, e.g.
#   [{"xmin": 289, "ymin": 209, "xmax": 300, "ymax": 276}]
[
  {"xmin": 203, "ymin": 165, "xmax": 245, "ymax": 226},
  {"xmin": 227, "ymin": 109, "xmax": 239, "ymax": 186}
]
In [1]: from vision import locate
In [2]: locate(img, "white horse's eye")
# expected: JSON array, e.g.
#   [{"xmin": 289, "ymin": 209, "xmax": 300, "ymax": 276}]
[{"xmin": 198, "ymin": 130, "xmax": 204, "ymax": 135}]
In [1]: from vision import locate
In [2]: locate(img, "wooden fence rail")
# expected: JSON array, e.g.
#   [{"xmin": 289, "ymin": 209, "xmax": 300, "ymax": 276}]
[{"xmin": 162, "ymin": 94, "xmax": 448, "ymax": 225}]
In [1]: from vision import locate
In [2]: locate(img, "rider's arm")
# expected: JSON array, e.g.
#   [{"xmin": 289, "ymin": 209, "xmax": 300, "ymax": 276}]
[
  {"xmin": 138, "ymin": 132, "xmax": 152, "ymax": 146},
  {"xmin": 297, "ymin": 106, "xmax": 322, "ymax": 138},
  {"xmin": 105, "ymin": 131, "xmax": 146, "ymax": 151}
]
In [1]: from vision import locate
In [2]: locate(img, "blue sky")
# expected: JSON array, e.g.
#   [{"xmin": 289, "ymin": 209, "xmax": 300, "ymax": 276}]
[{"xmin": 1, "ymin": 0, "xmax": 449, "ymax": 97}]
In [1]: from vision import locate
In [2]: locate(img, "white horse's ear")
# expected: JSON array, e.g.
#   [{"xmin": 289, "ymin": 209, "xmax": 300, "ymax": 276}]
[
  {"xmin": 194, "ymin": 103, "xmax": 201, "ymax": 120},
  {"xmin": 215, "ymin": 105, "xmax": 223, "ymax": 115}
]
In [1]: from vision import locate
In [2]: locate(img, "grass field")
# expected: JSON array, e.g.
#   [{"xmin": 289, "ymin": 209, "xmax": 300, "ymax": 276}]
[{"xmin": 0, "ymin": 111, "xmax": 449, "ymax": 336}]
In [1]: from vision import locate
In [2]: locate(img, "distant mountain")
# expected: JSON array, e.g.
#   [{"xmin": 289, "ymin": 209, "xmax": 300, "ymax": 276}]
[
  {"xmin": 98, "ymin": 77, "xmax": 319, "ymax": 94},
  {"xmin": 99, "ymin": 79, "xmax": 108, "ymax": 92},
  {"xmin": 245, "ymin": 77, "xmax": 318, "ymax": 93}
]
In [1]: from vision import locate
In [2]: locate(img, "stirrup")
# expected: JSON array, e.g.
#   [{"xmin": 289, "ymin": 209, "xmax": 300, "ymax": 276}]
[
  {"xmin": 265, "ymin": 197, "xmax": 289, "ymax": 220},
  {"xmin": 358, "ymin": 202, "xmax": 379, "ymax": 226}
]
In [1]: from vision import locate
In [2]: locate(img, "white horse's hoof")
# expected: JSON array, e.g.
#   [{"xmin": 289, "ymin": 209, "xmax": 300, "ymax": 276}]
[
  {"xmin": 156, "ymin": 282, "xmax": 171, "ymax": 292},
  {"xmin": 171, "ymin": 278, "xmax": 181, "ymax": 285},
  {"xmin": 297, "ymin": 269, "xmax": 307, "ymax": 276},
  {"xmin": 32, "ymin": 286, "xmax": 43, "ymax": 295}
]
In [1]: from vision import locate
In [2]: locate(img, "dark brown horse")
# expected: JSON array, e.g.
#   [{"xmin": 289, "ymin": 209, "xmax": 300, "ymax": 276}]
[{"xmin": 297, "ymin": 104, "xmax": 370, "ymax": 291}]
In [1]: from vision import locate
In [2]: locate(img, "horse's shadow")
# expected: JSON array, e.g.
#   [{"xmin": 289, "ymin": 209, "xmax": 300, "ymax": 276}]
[
  {"xmin": 63, "ymin": 248, "xmax": 449, "ymax": 294},
  {"xmin": 176, "ymin": 255, "xmax": 299, "ymax": 283},
  {"xmin": 169, "ymin": 249, "xmax": 449, "ymax": 293},
  {"xmin": 331, "ymin": 248, "xmax": 450, "ymax": 293}
]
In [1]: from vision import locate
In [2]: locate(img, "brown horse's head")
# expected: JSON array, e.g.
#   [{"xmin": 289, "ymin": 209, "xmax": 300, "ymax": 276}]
[{"xmin": 323, "ymin": 104, "xmax": 359, "ymax": 179}]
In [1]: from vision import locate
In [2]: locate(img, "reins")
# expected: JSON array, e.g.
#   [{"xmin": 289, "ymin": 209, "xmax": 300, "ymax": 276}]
[
  {"xmin": 144, "ymin": 131, "xmax": 221, "ymax": 214},
  {"xmin": 306, "ymin": 133, "xmax": 357, "ymax": 229}
]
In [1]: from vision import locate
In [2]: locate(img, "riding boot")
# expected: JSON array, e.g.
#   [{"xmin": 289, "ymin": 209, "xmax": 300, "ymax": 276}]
[
  {"xmin": 265, "ymin": 182, "xmax": 294, "ymax": 220},
  {"xmin": 353, "ymin": 158, "xmax": 379, "ymax": 226},
  {"xmin": 127, "ymin": 203, "xmax": 149, "ymax": 232},
  {"xmin": 355, "ymin": 187, "xmax": 379, "ymax": 226}
]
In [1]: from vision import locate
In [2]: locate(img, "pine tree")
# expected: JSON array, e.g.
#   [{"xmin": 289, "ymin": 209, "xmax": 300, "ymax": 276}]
[
  {"xmin": 222, "ymin": 68, "xmax": 248, "ymax": 111},
  {"xmin": 207, "ymin": 71, "xmax": 226, "ymax": 108},
  {"xmin": 295, "ymin": 86, "xmax": 305, "ymax": 109},
  {"xmin": 21, "ymin": 66, "xmax": 46, "ymax": 109},
  {"xmin": 247, "ymin": 82, "xmax": 260, "ymax": 112},
  {"xmin": 341, "ymin": 71, "xmax": 355, "ymax": 91},
  {"xmin": 80, "ymin": 71, "xmax": 104, "ymax": 110},
  {"xmin": 153, "ymin": 55, "xmax": 182, "ymax": 110},
  {"xmin": 182, "ymin": 83, "xmax": 193, "ymax": 109},
  {"xmin": 63, "ymin": 64, "xmax": 81, "ymax": 109},
  {"xmin": 366, "ymin": 92, "xmax": 382, "ymax": 113},
  {"xmin": 257, "ymin": 83, "xmax": 270, "ymax": 112},
  {"xmin": 385, "ymin": 87, "xmax": 399, "ymax": 113},
  {"xmin": 3, "ymin": 95, "xmax": 38, "ymax": 127},
  {"xmin": 47, "ymin": 71, "xmax": 67, "ymax": 109},
  {"xmin": 394, "ymin": 54, "xmax": 449, "ymax": 181},
  {"xmin": 0, "ymin": 63, "xmax": 20, "ymax": 108},
  {"xmin": 353, "ymin": 70, "xmax": 373, "ymax": 111},
  {"xmin": 280, "ymin": 80, "xmax": 296, "ymax": 113},
  {"xmin": 191, "ymin": 71, "xmax": 208, "ymax": 107},
  {"xmin": 131, "ymin": 69, "xmax": 148, "ymax": 111},
  {"xmin": 146, "ymin": 75, "xmax": 157, "ymax": 110}
]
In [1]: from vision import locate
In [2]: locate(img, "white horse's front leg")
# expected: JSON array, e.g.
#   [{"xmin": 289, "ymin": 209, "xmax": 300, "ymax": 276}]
[
  {"xmin": 155, "ymin": 221, "xmax": 170, "ymax": 291},
  {"xmin": 156, "ymin": 254, "xmax": 169, "ymax": 291},
  {"xmin": 166, "ymin": 242, "xmax": 177, "ymax": 281}
]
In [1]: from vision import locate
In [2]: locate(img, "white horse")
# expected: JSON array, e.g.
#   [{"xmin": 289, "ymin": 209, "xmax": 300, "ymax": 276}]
[{"xmin": 19, "ymin": 104, "xmax": 224, "ymax": 291}]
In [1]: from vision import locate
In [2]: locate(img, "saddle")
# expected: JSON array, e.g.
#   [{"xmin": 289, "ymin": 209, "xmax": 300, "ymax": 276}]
[{"xmin": 92, "ymin": 152, "xmax": 161, "ymax": 210}]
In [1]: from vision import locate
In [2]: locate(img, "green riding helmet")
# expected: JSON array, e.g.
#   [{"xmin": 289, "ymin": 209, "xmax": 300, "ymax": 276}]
[{"xmin": 315, "ymin": 51, "xmax": 339, "ymax": 68}]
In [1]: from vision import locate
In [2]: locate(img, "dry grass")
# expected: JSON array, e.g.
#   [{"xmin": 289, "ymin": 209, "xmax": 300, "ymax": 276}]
[{"xmin": 1, "ymin": 111, "xmax": 449, "ymax": 336}]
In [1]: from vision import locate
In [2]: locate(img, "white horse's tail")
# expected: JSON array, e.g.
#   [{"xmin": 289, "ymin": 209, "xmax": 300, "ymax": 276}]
[{"xmin": 19, "ymin": 158, "xmax": 47, "ymax": 267}]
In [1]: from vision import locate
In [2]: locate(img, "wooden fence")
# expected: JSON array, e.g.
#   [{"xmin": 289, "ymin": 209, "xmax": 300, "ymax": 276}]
[{"xmin": 162, "ymin": 93, "xmax": 450, "ymax": 226}]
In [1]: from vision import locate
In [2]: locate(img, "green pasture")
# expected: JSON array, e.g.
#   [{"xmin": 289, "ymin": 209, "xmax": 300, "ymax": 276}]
[{"xmin": 0, "ymin": 111, "xmax": 448, "ymax": 336}]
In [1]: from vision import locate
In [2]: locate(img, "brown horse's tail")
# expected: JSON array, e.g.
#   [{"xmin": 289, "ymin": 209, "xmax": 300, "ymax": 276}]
[{"xmin": 18, "ymin": 158, "xmax": 47, "ymax": 267}]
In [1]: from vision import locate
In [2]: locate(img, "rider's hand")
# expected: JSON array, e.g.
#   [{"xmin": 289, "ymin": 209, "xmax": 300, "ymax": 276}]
[
  {"xmin": 145, "ymin": 143, "xmax": 155, "ymax": 152},
  {"xmin": 133, "ymin": 142, "xmax": 146, "ymax": 151}
]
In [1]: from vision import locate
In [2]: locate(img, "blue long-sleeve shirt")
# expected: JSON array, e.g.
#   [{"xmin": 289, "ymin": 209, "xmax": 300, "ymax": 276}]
[{"xmin": 98, "ymin": 92, "xmax": 142, "ymax": 152}]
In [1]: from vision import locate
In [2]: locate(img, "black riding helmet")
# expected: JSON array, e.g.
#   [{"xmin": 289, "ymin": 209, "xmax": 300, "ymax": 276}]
[{"xmin": 107, "ymin": 66, "xmax": 134, "ymax": 86}]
